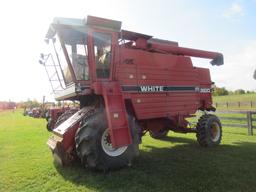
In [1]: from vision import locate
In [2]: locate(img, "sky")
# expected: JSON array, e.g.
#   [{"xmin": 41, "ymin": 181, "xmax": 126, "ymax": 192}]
[{"xmin": 0, "ymin": 0, "xmax": 255, "ymax": 102}]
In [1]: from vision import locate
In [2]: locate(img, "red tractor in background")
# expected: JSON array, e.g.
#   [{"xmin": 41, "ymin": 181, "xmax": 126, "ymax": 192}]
[{"xmin": 40, "ymin": 16, "xmax": 223, "ymax": 171}]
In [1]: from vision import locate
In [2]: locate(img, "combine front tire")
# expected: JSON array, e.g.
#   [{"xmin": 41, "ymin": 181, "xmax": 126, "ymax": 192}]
[
  {"xmin": 75, "ymin": 111, "xmax": 139, "ymax": 171},
  {"xmin": 196, "ymin": 114, "xmax": 222, "ymax": 147}
]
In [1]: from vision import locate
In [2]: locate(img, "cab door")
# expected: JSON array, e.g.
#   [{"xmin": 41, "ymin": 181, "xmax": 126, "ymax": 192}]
[{"xmin": 91, "ymin": 30, "xmax": 117, "ymax": 81}]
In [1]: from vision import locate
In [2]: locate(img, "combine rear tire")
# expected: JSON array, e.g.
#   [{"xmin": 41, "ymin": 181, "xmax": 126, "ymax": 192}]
[
  {"xmin": 196, "ymin": 114, "xmax": 222, "ymax": 147},
  {"xmin": 75, "ymin": 111, "xmax": 139, "ymax": 171},
  {"xmin": 149, "ymin": 129, "xmax": 169, "ymax": 139}
]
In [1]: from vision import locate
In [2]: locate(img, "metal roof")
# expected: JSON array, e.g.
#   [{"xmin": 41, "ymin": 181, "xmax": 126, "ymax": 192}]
[
  {"xmin": 45, "ymin": 16, "xmax": 122, "ymax": 39},
  {"xmin": 46, "ymin": 17, "xmax": 86, "ymax": 39}
]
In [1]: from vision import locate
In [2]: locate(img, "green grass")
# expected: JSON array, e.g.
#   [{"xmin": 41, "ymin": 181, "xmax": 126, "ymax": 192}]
[
  {"xmin": 1, "ymin": 110, "xmax": 256, "ymax": 192},
  {"xmin": 213, "ymin": 93, "xmax": 256, "ymax": 110},
  {"xmin": 213, "ymin": 93, "xmax": 256, "ymax": 103}
]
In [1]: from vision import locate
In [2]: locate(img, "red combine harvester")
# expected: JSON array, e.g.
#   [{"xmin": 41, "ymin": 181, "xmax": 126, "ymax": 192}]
[{"xmin": 40, "ymin": 16, "xmax": 223, "ymax": 171}]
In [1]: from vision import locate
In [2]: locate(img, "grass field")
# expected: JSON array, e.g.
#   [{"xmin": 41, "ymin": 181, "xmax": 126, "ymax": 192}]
[
  {"xmin": 213, "ymin": 93, "xmax": 256, "ymax": 110},
  {"xmin": 1, "ymin": 109, "xmax": 256, "ymax": 192},
  {"xmin": 213, "ymin": 93, "xmax": 256, "ymax": 103}
]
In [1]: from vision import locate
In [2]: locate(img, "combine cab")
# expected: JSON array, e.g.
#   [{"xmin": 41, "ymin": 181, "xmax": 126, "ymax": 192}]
[{"xmin": 40, "ymin": 16, "xmax": 223, "ymax": 171}]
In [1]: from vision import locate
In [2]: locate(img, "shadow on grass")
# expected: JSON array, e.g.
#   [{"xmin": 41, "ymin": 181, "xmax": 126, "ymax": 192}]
[
  {"xmin": 158, "ymin": 135, "xmax": 195, "ymax": 143},
  {"xmin": 54, "ymin": 137, "xmax": 256, "ymax": 192}
]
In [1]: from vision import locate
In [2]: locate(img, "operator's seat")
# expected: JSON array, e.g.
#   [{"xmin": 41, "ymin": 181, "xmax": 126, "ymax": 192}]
[
  {"xmin": 73, "ymin": 54, "xmax": 88, "ymax": 80},
  {"xmin": 96, "ymin": 52, "xmax": 111, "ymax": 78}
]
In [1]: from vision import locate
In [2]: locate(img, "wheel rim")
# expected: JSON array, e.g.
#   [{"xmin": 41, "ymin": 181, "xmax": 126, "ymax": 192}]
[
  {"xmin": 210, "ymin": 122, "xmax": 221, "ymax": 142},
  {"xmin": 101, "ymin": 129, "xmax": 128, "ymax": 157}
]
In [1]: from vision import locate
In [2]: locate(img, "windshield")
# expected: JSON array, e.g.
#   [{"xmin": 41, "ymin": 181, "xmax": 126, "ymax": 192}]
[
  {"xmin": 53, "ymin": 35, "xmax": 73, "ymax": 85},
  {"xmin": 54, "ymin": 28, "xmax": 89, "ymax": 84}
]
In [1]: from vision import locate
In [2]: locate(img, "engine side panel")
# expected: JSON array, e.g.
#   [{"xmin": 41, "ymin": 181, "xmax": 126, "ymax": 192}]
[{"xmin": 117, "ymin": 47, "xmax": 212, "ymax": 120}]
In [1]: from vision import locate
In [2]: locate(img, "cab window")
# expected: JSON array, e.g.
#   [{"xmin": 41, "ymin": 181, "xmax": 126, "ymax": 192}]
[
  {"xmin": 93, "ymin": 32, "xmax": 112, "ymax": 78},
  {"xmin": 65, "ymin": 43, "xmax": 89, "ymax": 80}
]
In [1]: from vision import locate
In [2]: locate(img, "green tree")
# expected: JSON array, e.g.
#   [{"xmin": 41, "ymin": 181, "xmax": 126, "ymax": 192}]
[
  {"xmin": 213, "ymin": 87, "xmax": 229, "ymax": 96},
  {"xmin": 23, "ymin": 99, "xmax": 40, "ymax": 108},
  {"xmin": 234, "ymin": 89, "xmax": 245, "ymax": 95}
]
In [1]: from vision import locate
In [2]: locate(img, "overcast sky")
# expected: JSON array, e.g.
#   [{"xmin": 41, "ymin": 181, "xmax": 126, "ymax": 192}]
[{"xmin": 0, "ymin": 0, "xmax": 255, "ymax": 102}]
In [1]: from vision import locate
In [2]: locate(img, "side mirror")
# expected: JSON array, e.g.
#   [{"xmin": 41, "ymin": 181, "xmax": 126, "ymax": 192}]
[
  {"xmin": 40, "ymin": 53, "xmax": 45, "ymax": 59},
  {"xmin": 39, "ymin": 59, "xmax": 44, "ymax": 65},
  {"xmin": 253, "ymin": 70, "xmax": 256, "ymax": 80},
  {"xmin": 44, "ymin": 38, "xmax": 49, "ymax": 44},
  {"xmin": 39, "ymin": 53, "xmax": 50, "ymax": 65}
]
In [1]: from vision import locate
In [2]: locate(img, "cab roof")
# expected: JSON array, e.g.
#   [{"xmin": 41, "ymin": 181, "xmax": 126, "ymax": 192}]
[{"xmin": 46, "ymin": 16, "xmax": 122, "ymax": 39}]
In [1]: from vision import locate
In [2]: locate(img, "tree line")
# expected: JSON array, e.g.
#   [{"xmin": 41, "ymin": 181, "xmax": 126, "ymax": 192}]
[{"xmin": 213, "ymin": 87, "xmax": 255, "ymax": 96}]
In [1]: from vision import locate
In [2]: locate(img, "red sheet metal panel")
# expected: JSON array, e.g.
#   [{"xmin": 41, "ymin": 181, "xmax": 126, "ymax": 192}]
[
  {"xmin": 102, "ymin": 82, "xmax": 132, "ymax": 147},
  {"xmin": 117, "ymin": 47, "xmax": 210, "ymax": 120},
  {"xmin": 131, "ymin": 92, "xmax": 198, "ymax": 119}
]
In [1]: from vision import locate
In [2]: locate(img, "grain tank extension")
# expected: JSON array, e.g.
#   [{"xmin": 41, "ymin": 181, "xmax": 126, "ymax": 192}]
[{"xmin": 40, "ymin": 16, "xmax": 224, "ymax": 171}]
